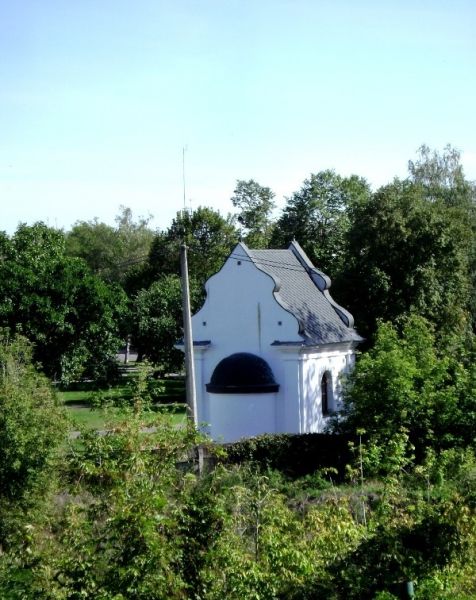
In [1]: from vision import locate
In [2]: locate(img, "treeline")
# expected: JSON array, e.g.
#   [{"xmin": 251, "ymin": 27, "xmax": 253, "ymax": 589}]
[{"xmin": 0, "ymin": 145, "xmax": 474, "ymax": 381}]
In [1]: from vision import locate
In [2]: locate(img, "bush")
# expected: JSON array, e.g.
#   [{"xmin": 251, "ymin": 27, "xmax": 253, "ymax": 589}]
[
  {"xmin": 0, "ymin": 332, "xmax": 67, "ymax": 504},
  {"xmin": 222, "ymin": 433, "xmax": 355, "ymax": 480}
]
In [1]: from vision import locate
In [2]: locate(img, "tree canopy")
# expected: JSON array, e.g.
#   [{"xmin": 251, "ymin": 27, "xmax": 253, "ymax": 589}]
[
  {"xmin": 0, "ymin": 222, "xmax": 128, "ymax": 384},
  {"xmin": 340, "ymin": 150, "xmax": 474, "ymax": 341},
  {"xmin": 231, "ymin": 179, "xmax": 276, "ymax": 248},
  {"xmin": 145, "ymin": 206, "xmax": 239, "ymax": 288},
  {"xmin": 271, "ymin": 170, "xmax": 371, "ymax": 278},
  {"xmin": 66, "ymin": 206, "xmax": 154, "ymax": 285},
  {"xmin": 338, "ymin": 315, "xmax": 476, "ymax": 454},
  {"xmin": 131, "ymin": 274, "xmax": 202, "ymax": 373},
  {"xmin": 408, "ymin": 144, "xmax": 475, "ymax": 207}
]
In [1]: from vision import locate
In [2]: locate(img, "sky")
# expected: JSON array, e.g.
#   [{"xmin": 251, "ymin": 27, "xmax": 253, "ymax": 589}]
[{"xmin": 1, "ymin": 0, "xmax": 475, "ymax": 235}]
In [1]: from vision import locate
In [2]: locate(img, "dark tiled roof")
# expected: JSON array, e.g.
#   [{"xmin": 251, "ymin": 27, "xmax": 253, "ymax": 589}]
[{"xmin": 240, "ymin": 242, "xmax": 362, "ymax": 346}]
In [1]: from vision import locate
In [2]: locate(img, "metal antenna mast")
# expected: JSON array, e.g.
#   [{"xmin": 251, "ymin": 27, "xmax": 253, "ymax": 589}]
[{"xmin": 182, "ymin": 146, "xmax": 187, "ymax": 212}]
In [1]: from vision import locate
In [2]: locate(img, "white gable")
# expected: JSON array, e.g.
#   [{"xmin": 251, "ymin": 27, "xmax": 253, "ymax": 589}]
[
  {"xmin": 182, "ymin": 242, "xmax": 361, "ymax": 442},
  {"xmin": 193, "ymin": 243, "xmax": 302, "ymax": 352}
]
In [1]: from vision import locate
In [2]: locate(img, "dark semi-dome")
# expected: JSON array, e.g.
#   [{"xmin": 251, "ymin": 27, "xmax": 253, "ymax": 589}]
[{"xmin": 206, "ymin": 353, "xmax": 279, "ymax": 394}]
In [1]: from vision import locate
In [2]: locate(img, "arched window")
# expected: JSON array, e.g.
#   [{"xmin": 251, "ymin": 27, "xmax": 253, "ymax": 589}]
[{"xmin": 321, "ymin": 372, "xmax": 331, "ymax": 416}]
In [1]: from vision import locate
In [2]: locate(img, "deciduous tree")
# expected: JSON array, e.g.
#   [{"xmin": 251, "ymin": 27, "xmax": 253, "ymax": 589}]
[
  {"xmin": 339, "ymin": 315, "xmax": 476, "ymax": 453},
  {"xmin": 271, "ymin": 170, "xmax": 370, "ymax": 278},
  {"xmin": 409, "ymin": 144, "xmax": 476, "ymax": 330},
  {"xmin": 231, "ymin": 179, "xmax": 276, "ymax": 248},
  {"xmin": 130, "ymin": 274, "xmax": 202, "ymax": 373},
  {"xmin": 341, "ymin": 177, "xmax": 472, "ymax": 341},
  {"xmin": 145, "ymin": 207, "xmax": 238, "ymax": 289},
  {"xmin": 66, "ymin": 205, "xmax": 154, "ymax": 285},
  {"xmin": 0, "ymin": 223, "xmax": 127, "ymax": 384}
]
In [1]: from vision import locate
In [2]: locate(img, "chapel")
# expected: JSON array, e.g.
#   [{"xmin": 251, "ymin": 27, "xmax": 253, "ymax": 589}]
[{"xmin": 181, "ymin": 241, "xmax": 362, "ymax": 442}]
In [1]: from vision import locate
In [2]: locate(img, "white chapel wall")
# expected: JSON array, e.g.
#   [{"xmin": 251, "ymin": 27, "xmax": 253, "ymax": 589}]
[
  {"xmin": 192, "ymin": 249, "xmax": 303, "ymax": 439},
  {"xmin": 208, "ymin": 392, "xmax": 277, "ymax": 442},
  {"xmin": 189, "ymin": 245, "xmax": 357, "ymax": 441},
  {"xmin": 300, "ymin": 347, "xmax": 355, "ymax": 433}
]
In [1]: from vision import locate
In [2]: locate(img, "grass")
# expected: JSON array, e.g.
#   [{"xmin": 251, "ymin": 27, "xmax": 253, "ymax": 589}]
[
  {"xmin": 67, "ymin": 404, "xmax": 187, "ymax": 431},
  {"xmin": 59, "ymin": 372, "xmax": 187, "ymax": 432},
  {"xmin": 60, "ymin": 386, "xmax": 132, "ymax": 406}
]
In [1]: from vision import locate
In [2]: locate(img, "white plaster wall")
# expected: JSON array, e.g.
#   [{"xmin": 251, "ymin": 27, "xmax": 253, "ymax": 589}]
[
  {"xmin": 209, "ymin": 393, "xmax": 276, "ymax": 442},
  {"xmin": 272, "ymin": 349, "xmax": 303, "ymax": 434},
  {"xmin": 193, "ymin": 348, "xmax": 209, "ymax": 433},
  {"xmin": 189, "ymin": 245, "xmax": 357, "ymax": 441},
  {"xmin": 193, "ymin": 246, "xmax": 301, "ymax": 355},
  {"xmin": 300, "ymin": 346, "xmax": 355, "ymax": 433},
  {"xmin": 192, "ymin": 246, "xmax": 303, "ymax": 438}
]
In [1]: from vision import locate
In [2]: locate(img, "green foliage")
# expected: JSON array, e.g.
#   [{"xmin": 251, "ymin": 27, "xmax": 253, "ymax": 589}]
[
  {"xmin": 340, "ymin": 315, "xmax": 476, "ymax": 455},
  {"xmin": 66, "ymin": 205, "xmax": 154, "ymax": 285},
  {"xmin": 44, "ymin": 391, "xmax": 202, "ymax": 599},
  {"xmin": 1, "ymin": 407, "xmax": 475, "ymax": 599},
  {"xmin": 408, "ymin": 144, "xmax": 475, "ymax": 208},
  {"xmin": 271, "ymin": 170, "xmax": 371, "ymax": 278},
  {"xmin": 0, "ymin": 333, "xmax": 66, "ymax": 501},
  {"xmin": 342, "ymin": 148, "xmax": 474, "ymax": 340},
  {"xmin": 1, "ymin": 147, "xmax": 475, "ymax": 598},
  {"xmin": 0, "ymin": 333, "xmax": 66, "ymax": 542},
  {"xmin": 224, "ymin": 432, "xmax": 354, "ymax": 480},
  {"xmin": 145, "ymin": 206, "xmax": 239, "ymax": 289},
  {"xmin": 129, "ymin": 206, "xmax": 238, "ymax": 370},
  {"xmin": 196, "ymin": 465, "xmax": 366, "ymax": 600},
  {"xmin": 330, "ymin": 447, "xmax": 475, "ymax": 600},
  {"xmin": 0, "ymin": 222, "xmax": 128, "ymax": 384},
  {"xmin": 130, "ymin": 274, "xmax": 202, "ymax": 373},
  {"xmin": 231, "ymin": 179, "xmax": 276, "ymax": 248}
]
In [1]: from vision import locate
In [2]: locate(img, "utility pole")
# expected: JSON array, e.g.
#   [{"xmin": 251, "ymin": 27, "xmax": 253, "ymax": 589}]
[
  {"xmin": 180, "ymin": 242, "xmax": 204, "ymax": 474},
  {"xmin": 180, "ymin": 145, "xmax": 203, "ymax": 472},
  {"xmin": 180, "ymin": 242, "xmax": 198, "ymax": 427}
]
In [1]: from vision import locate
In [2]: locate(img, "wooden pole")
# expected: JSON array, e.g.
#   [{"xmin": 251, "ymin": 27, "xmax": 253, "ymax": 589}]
[
  {"xmin": 180, "ymin": 243, "xmax": 204, "ymax": 473},
  {"xmin": 180, "ymin": 243, "xmax": 198, "ymax": 427}
]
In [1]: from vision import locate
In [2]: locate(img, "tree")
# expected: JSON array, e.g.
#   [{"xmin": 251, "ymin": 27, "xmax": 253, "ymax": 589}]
[
  {"xmin": 128, "ymin": 207, "xmax": 237, "ymax": 368},
  {"xmin": 132, "ymin": 276, "xmax": 177, "ymax": 368},
  {"xmin": 409, "ymin": 145, "xmax": 476, "ymax": 331},
  {"xmin": 271, "ymin": 170, "xmax": 371, "ymax": 278},
  {"xmin": 341, "ymin": 178, "xmax": 473, "ymax": 341},
  {"xmin": 0, "ymin": 223, "xmax": 128, "ymax": 384},
  {"xmin": 231, "ymin": 179, "xmax": 276, "ymax": 248},
  {"xmin": 66, "ymin": 205, "xmax": 155, "ymax": 285},
  {"xmin": 339, "ymin": 315, "xmax": 476, "ymax": 454},
  {"xmin": 131, "ymin": 274, "xmax": 201, "ymax": 373},
  {"xmin": 145, "ymin": 206, "xmax": 239, "ymax": 288},
  {"xmin": 408, "ymin": 144, "xmax": 475, "ymax": 207}
]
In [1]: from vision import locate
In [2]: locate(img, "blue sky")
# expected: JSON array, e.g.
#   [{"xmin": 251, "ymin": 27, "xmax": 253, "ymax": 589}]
[{"xmin": 1, "ymin": 0, "xmax": 475, "ymax": 234}]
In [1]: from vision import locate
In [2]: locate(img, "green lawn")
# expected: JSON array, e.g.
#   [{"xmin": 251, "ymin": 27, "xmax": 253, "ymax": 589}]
[
  {"xmin": 66, "ymin": 404, "xmax": 187, "ymax": 431},
  {"xmin": 59, "ymin": 376, "xmax": 187, "ymax": 432},
  {"xmin": 60, "ymin": 386, "xmax": 131, "ymax": 406}
]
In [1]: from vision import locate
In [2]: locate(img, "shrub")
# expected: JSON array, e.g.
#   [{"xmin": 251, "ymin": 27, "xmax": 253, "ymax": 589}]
[{"xmin": 222, "ymin": 433, "xmax": 355, "ymax": 480}]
